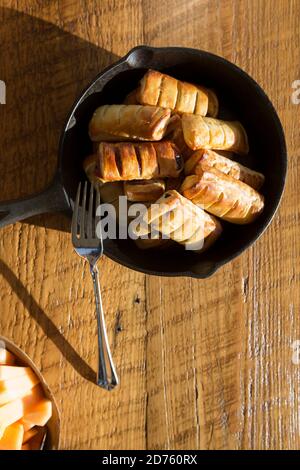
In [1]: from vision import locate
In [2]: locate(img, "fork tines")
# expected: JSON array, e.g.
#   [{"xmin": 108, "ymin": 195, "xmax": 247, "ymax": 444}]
[{"xmin": 71, "ymin": 182, "xmax": 102, "ymax": 247}]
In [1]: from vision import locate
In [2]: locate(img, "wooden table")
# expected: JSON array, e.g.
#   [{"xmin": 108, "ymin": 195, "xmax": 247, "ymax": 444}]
[{"xmin": 0, "ymin": 0, "xmax": 299, "ymax": 450}]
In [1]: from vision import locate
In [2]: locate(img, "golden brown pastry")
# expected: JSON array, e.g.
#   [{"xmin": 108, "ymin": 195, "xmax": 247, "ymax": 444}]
[
  {"xmin": 91, "ymin": 141, "xmax": 183, "ymax": 182},
  {"xmin": 181, "ymin": 114, "xmax": 249, "ymax": 154},
  {"xmin": 89, "ymin": 104, "xmax": 171, "ymax": 142},
  {"xmin": 166, "ymin": 117, "xmax": 193, "ymax": 161},
  {"xmin": 99, "ymin": 182, "xmax": 124, "ymax": 204},
  {"xmin": 137, "ymin": 70, "xmax": 219, "ymax": 117},
  {"xmin": 165, "ymin": 113, "xmax": 181, "ymax": 134},
  {"xmin": 181, "ymin": 168, "xmax": 264, "ymax": 224},
  {"xmin": 124, "ymin": 179, "xmax": 165, "ymax": 202},
  {"xmin": 132, "ymin": 190, "xmax": 222, "ymax": 252},
  {"xmin": 83, "ymin": 154, "xmax": 124, "ymax": 202},
  {"xmin": 185, "ymin": 149, "xmax": 265, "ymax": 190}
]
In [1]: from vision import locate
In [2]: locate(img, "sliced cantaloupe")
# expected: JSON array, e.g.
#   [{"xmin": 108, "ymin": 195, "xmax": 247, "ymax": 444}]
[
  {"xmin": 0, "ymin": 348, "xmax": 16, "ymax": 366},
  {"xmin": 0, "ymin": 368, "xmax": 40, "ymax": 406},
  {"xmin": 22, "ymin": 422, "xmax": 34, "ymax": 433},
  {"xmin": 0, "ymin": 385, "xmax": 44, "ymax": 438},
  {"xmin": 0, "ymin": 366, "xmax": 30, "ymax": 381},
  {"xmin": 21, "ymin": 399, "xmax": 52, "ymax": 427},
  {"xmin": 0, "ymin": 423, "xmax": 24, "ymax": 450},
  {"xmin": 23, "ymin": 426, "xmax": 39, "ymax": 444}
]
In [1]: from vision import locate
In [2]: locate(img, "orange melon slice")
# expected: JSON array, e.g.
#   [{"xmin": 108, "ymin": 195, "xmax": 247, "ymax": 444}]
[
  {"xmin": 22, "ymin": 422, "xmax": 35, "ymax": 432},
  {"xmin": 0, "ymin": 366, "xmax": 30, "ymax": 381},
  {"xmin": 0, "ymin": 349, "xmax": 16, "ymax": 366},
  {"xmin": 22, "ymin": 399, "xmax": 52, "ymax": 427},
  {"xmin": 0, "ymin": 385, "xmax": 44, "ymax": 438},
  {"xmin": 0, "ymin": 423, "xmax": 24, "ymax": 450},
  {"xmin": 0, "ymin": 368, "xmax": 40, "ymax": 406}
]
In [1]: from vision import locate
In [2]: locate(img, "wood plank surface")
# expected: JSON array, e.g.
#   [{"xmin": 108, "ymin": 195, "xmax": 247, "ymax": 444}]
[{"xmin": 0, "ymin": 0, "xmax": 299, "ymax": 450}]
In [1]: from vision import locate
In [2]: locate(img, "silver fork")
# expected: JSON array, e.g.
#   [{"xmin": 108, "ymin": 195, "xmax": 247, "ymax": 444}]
[{"xmin": 71, "ymin": 181, "xmax": 118, "ymax": 390}]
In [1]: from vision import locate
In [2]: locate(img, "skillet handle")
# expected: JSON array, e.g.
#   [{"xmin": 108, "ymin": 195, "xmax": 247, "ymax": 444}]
[{"xmin": 0, "ymin": 174, "xmax": 70, "ymax": 228}]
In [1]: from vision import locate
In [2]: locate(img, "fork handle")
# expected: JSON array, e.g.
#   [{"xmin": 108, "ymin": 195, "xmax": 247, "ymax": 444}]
[{"xmin": 90, "ymin": 265, "xmax": 119, "ymax": 390}]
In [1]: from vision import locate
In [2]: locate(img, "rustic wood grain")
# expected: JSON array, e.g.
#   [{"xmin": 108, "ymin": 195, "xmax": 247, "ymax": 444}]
[{"xmin": 0, "ymin": 0, "xmax": 299, "ymax": 450}]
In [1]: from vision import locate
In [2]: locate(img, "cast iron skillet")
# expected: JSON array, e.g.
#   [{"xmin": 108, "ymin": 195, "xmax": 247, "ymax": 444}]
[{"xmin": 0, "ymin": 46, "xmax": 287, "ymax": 278}]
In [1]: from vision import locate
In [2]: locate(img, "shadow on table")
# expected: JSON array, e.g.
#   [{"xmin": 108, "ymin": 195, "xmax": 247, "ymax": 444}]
[
  {"xmin": 0, "ymin": 258, "xmax": 96, "ymax": 383},
  {"xmin": 0, "ymin": 6, "xmax": 119, "ymax": 233}
]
